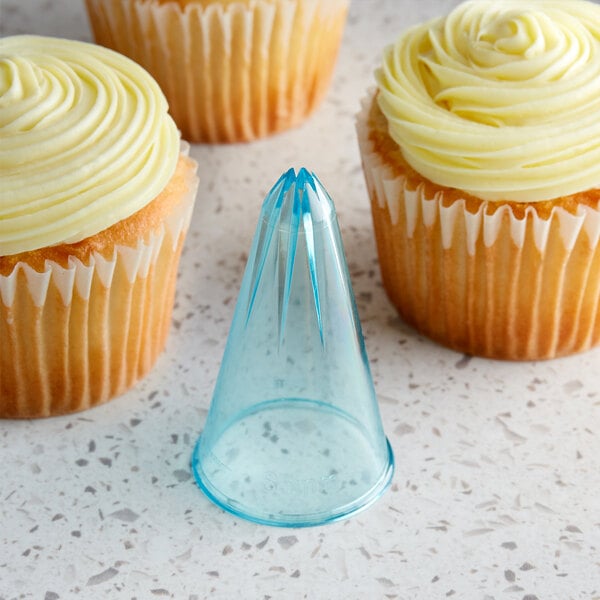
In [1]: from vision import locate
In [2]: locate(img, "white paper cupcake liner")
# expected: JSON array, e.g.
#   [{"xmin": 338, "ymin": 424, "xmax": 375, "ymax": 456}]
[{"xmin": 85, "ymin": 0, "xmax": 349, "ymax": 142}]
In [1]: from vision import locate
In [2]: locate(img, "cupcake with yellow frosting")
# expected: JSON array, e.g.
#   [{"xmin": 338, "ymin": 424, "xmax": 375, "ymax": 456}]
[
  {"xmin": 84, "ymin": 0, "xmax": 349, "ymax": 143},
  {"xmin": 357, "ymin": 0, "xmax": 600, "ymax": 360},
  {"xmin": 0, "ymin": 35, "xmax": 199, "ymax": 417}
]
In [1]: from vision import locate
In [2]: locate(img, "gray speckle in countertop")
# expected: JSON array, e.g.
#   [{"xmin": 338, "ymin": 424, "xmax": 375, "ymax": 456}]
[
  {"xmin": 108, "ymin": 509, "xmax": 140, "ymax": 523},
  {"xmin": 277, "ymin": 536, "xmax": 299, "ymax": 550},
  {"xmin": 86, "ymin": 567, "xmax": 119, "ymax": 586}
]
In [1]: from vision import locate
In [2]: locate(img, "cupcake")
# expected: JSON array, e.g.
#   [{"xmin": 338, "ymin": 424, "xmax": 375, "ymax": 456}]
[
  {"xmin": 357, "ymin": 0, "xmax": 600, "ymax": 360},
  {"xmin": 84, "ymin": 0, "xmax": 349, "ymax": 143},
  {"xmin": 0, "ymin": 35, "xmax": 199, "ymax": 418}
]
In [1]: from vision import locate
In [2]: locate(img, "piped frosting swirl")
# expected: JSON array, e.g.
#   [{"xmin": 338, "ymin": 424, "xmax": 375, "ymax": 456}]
[
  {"xmin": 376, "ymin": 0, "xmax": 600, "ymax": 202},
  {"xmin": 0, "ymin": 35, "xmax": 179, "ymax": 255}
]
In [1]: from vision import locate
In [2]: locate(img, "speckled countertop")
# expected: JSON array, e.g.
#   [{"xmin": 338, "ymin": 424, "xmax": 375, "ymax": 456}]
[{"xmin": 1, "ymin": 1, "xmax": 600, "ymax": 599}]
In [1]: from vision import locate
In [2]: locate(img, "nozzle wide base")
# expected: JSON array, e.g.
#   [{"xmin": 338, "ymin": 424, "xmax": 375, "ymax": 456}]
[{"xmin": 191, "ymin": 398, "xmax": 394, "ymax": 528}]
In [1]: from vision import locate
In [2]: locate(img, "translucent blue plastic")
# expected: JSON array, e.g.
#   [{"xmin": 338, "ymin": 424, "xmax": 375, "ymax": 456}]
[{"xmin": 191, "ymin": 168, "xmax": 394, "ymax": 527}]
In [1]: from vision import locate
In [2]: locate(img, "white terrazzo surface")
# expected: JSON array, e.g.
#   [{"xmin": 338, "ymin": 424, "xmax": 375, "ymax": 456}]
[{"xmin": 1, "ymin": 1, "xmax": 600, "ymax": 599}]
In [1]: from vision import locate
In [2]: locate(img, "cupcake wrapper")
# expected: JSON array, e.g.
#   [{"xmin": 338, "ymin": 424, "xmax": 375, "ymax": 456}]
[
  {"xmin": 0, "ymin": 157, "xmax": 198, "ymax": 418},
  {"xmin": 357, "ymin": 98, "xmax": 600, "ymax": 360},
  {"xmin": 85, "ymin": 0, "xmax": 349, "ymax": 142}
]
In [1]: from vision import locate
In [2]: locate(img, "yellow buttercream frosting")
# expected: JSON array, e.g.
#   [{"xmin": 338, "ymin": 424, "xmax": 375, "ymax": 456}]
[
  {"xmin": 0, "ymin": 35, "xmax": 180, "ymax": 255},
  {"xmin": 376, "ymin": 0, "xmax": 600, "ymax": 202}
]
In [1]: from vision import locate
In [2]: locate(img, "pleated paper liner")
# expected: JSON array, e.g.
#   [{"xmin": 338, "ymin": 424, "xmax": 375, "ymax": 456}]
[
  {"xmin": 0, "ymin": 154, "xmax": 199, "ymax": 418},
  {"xmin": 357, "ymin": 97, "xmax": 600, "ymax": 360},
  {"xmin": 85, "ymin": 0, "xmax": 349, "ymax": 143}
]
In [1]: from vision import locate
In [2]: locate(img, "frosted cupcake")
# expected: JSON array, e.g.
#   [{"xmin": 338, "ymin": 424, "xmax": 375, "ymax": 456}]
[
  {"xmin": 0, "ymin": 35, "xmax": 199, "ymax": 417},
  {"xmin": 357, "ymin": 0, "xmax": 600, "ymax": 360},
  {"xmin": 85, "ymin": 0, "xmax": 349, "ymax": 143}
]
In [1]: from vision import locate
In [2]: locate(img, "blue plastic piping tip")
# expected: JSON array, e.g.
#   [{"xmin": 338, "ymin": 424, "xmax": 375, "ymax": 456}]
[{"xmin": 191, "ymin": 169, "xmax": 394, "ymax": 527}]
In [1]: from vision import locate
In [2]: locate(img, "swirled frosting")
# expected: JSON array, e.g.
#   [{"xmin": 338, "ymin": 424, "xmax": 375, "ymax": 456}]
[
  {"xmin": 0, "ymin": 35, "xmax": 179, "ymax": 255},
  {"xmin": 376, "ymin": 0, "xmax": 600, "ymax": 202}
]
